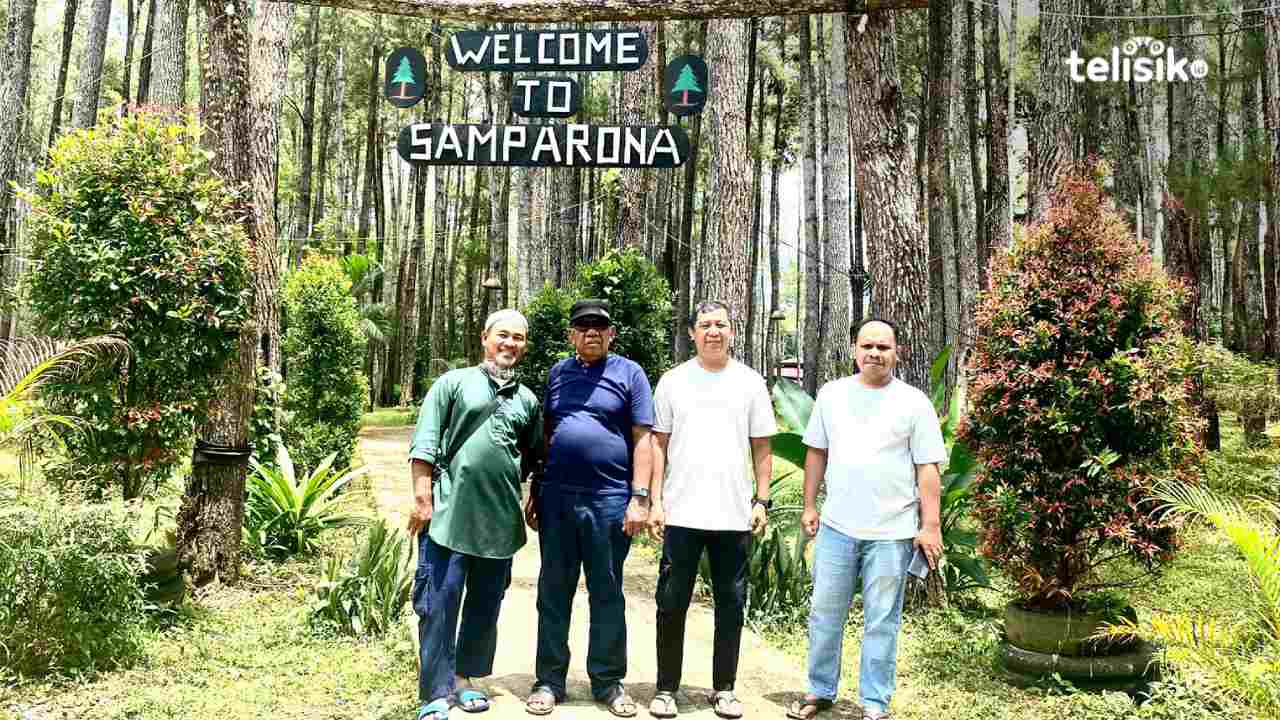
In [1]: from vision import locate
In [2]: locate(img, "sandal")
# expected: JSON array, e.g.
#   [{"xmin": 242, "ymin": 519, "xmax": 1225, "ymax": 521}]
[
  {"xmin": 455, "ymin": 688, "xmax": 490, "ymax": 713},
  {"xmin": 417, "ymin": 698, "xmax": 452, "ymax": 720},
  {"xmin": 600, "ymin": 684, "xmax": 638, "ymax": 718},
  {"xmin": 709, "ymin": 691, "xmax": 743, "ymax": 720},
  {"xmin": 785, "ymin": 696, "xmax": 832, "ymax": 720},
  {"xmin": 525, "ymin": 685, "xmax": 558, "ymax": 716},
  {"xmin": 648, "ymin": 691, "xmax": 678, "ymax": 718}
]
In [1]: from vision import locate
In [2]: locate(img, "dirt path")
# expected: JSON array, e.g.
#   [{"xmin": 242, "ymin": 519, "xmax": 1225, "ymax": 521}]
[{"xmin": 357, "ymin": 426, "xmax": 834, "ymax": 720}]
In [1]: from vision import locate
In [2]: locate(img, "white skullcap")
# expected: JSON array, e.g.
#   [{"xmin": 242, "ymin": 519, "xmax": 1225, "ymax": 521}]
[{"xmin": 483, "ymin": 308, "xmax": 529, "ymax": 335}]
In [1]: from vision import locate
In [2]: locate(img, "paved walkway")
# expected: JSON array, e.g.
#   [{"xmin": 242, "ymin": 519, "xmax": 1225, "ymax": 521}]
[{"xmin": 356, "ymin": 426, "xmax": 852, "ymax": 720}]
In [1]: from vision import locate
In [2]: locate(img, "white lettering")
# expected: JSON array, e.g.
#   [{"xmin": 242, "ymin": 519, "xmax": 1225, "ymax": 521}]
[
  {"xmin": 515, "ymin": 79, "xmax": 539, "ymax": 112},
  {"xmin": 410, "ymin": 123, "xmax": 433, "ymax": 161},
  {"xmin": 450, "ymin": 35, "xmax": 490, "ymax": 66},
  {"xmin": 616, "ymin": 32, "xmax": 641, "ymax": 65},
  {"xmin": 587, "ymin": 33, "xmax": 611, "ymax": 65},
  {"xmin": 623, "ymin": 127, "xmax": 647, "ymax": 165},
  {"xmin": 502, "ymin": 125, "xmax": 527, "ymax": 162},
  {"xmin": 514, "ymin": 33, "xmax": 533, "ymax": 64},
  {"xmin": 492, "ymin": 34, "xmax": 511, "ymax": 65},
  {"xmin": 1085, "ymin": 58, "xmax": 1108, "ymax": 82},
  {"xmin": 548, "ymin": 81, "xmax": 573, "ymax": 114},
  {"xmin": 467, "ymin": 125, "xmax": 497, "ymax": 162},
  {"xmin": 538, "ymin": 33, "xmax": 556, "ymax": 64},
  {"xmin": 566, "ymin": 124, "xmax": 591, "ymax": 165},
  {"xmin": 596, "ymin": 127, "xmax": 621, "ymax": 164},
  {"xmin": 438, "ymin": 125, "xmax": 463, "ymax": 159},
  {"xmin": 648, "ymin": 128, "xmax": 681, "ymax": 166},
  {"xmin": 558, "ymin": 35, "xmax": 581, "ymax": 65},
  {"xmin": 531, "ymin": 125, "xmax": 562, "ymax": 163}
]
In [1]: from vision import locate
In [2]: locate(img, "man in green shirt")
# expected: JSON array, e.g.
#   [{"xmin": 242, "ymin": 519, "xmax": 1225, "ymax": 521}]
[{"xmin": 407, "ymin": 309, "xmax": 543, "ymax": 720}]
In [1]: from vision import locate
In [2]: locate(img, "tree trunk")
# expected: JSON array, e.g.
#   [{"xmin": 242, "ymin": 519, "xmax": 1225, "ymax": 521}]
[
  {"xmin": 121, "ymin": 0, "xmax": 140, "ymax": 112},
  {"xmin": 312, "ymin": 50, "xmax": 337, "ymax": 260},
  {"xmin": 847, "ymin": 10, "xmax": 930, "ymax": 391},
  {"xmin": 356, "ymin": 25, "xmax": 383, "ymax": 257},
  {"xmin": 1027, "ymin": 0, "xmax": 1080, "ymax": 221},
  {"xmin": 959, "ymin": 0, "xmax": 980, "ymax": 358},
  {"xmin": 764, "ymin": 66, "xmax": 785, "ymax": 381},
  {"xmin": 73, "ymin": 0, "xmax": 114, "ymax": 129},
  {"xmin": 1241, "ymin": 45, "xmax": 1265, "ymax": 361},
  {"xmin": 0, "ymin": 0, "xmax": 38, "ymax": 342},
  {"xmin": 698, "ymin": 18, "xmax": 751, "ymax": 359},
  {"xmin": 292, "ymin": 7, "xmax": 323, "ymax": 262},
  {"xmin": 820, "ymin": 15, "xmax": 851, "ymax": 385},
  {"xmin": 47, "ymin": 0, "xmax": 80, "ymax": 149},
  {"xmin": 674, "ymin": 22, "xmax": 708, "ymax": 362},
  {"xmin": 137, "ymin": 0, "xmax": 158, "ymax": 104},
  {"xmin": 177, "ymin": 0, "xmax": 259, "ymax": 588},
  {"xmin": 1266, "ymin": 1, "xmax": 1280, "ymax": 360},
  {"xmin": 399, "ymin": 165, "xmax": 425, "ymax": 407},
  {"xmin": 616, "ymin": 22, "xmax": 658, "ymax": 249},
  {"xmin": 744, "ymin": 18, "xmax": 766, "ymax": 371},
  {"xmin": 430, "ymin": 21, "xmax": 451, "ymax": 362},
  {"xmin": 799, "ymin": 16, "xmax": 822, "ymax": 396},
  {"xmin": 924, "ymin": 0, "xmax": 951, "ymax": 389},
  {"xmin": 149, "ymin": 0, "xmax": 190, "ymax": 108}
]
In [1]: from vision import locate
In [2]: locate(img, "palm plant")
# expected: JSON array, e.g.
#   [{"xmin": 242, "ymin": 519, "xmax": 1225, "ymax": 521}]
[
  {"xmin": 0, "ymin": 335, "xmax": 130, "ymax": 490},
  {"xmin": 339, "ymin": 254, "xmax": 392, "ymax": 345},
  {"xmin": 310, "ymin": 519, "xmax": 414, "ymax": 636},
  {"xmin": 243, "ymin": 442, "xmax": 370, "ymax": 558},
  {"xmin": 1096, "ymin": 481, "xmax": 1280, "ymax": 711}
]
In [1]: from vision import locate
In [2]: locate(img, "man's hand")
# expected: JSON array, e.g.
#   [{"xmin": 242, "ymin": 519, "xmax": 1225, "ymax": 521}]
[
  {"xmin": 407, "ymin": 491, "xmax": 433, "ymax": 536},
  {"xmin": 648, "ymin": 503, "xmax": 666, "ymax": 541},
  {"xmin": 524, "ymin": 494, "xmax": 539, "ymax": 532},
  {"xmin": 914, "ymin": 525, "xmax": 944, "ymax": 570},
  {"xmin": 750, "ymin": 503, "xmax": 768, "ymax": 535},
  {"xmin": 801, "ymin": 506, "xmax": 820, "ymax": 538},
  {"xmin": 624, "ymin": 498, "xmax": 649, "ymax": 536}
]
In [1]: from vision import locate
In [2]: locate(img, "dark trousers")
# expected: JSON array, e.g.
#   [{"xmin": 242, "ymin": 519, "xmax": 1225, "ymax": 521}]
[
  {"xmin": 655, "ymin": 526, "xmax": 751, "ymax": 693},
  {"xmin": 413, "ymin": 534, "xmax": 513, "ymax": 703},
  {"xmin": 534, "ymin": 489, "xmax": 632, "ymax": 700}
]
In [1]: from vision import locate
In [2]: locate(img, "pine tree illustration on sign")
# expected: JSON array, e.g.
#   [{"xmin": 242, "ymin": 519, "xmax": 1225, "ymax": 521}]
[
  {"xmin": 392, "ymin": 57, "xmax": 417, "ymax": 100},
  {"xmin": 672, "ymin": 64, "xmax": 702, "ymax": 106}
]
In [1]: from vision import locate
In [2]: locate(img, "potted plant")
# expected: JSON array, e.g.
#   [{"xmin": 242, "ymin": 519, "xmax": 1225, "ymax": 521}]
[{"xmin": 959, "ymin": 163, "xmax": 1204, "ymax": 683}]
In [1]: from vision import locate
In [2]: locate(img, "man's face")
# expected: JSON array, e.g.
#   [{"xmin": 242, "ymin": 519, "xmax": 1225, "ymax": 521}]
[
  {"xmin": 853, "ymin": 322, "xmax": 897, "ymax": 382},
  {"xmin": 689, "ymin": 307, "xmax": 732, "ymax": 363},
  {"xmin": 482, "ymin": 320, "xmax": 529, "ymax": 369},
  {"xmin": 570, "ymin": 316, "xmax": 614, "ymax": 362}
]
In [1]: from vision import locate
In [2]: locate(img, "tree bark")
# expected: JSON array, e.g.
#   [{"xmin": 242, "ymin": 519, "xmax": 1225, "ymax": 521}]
[
  {"xmin": 699, "ymin": 18, "xmax": 751, "ymax": 360},
  {"xmin": 0, "ymin": 0, "xmax": 38, "ymax": 343},
  {"xmin": 615, "ymin": 22, "xmax": 658, "ymax": 249},
  {"xmin": 950, "ymin": 0, "xmax": 976, "ymax": 384},
  {"xmin": 137, "ymin": 0, "xmax": 158, "ymax": 104},
  {"xmin": 847, "ymin": 9, "xmax": 930, "ymax": 391},
  {"xmin": 149, "ymin": 0, "xmax": 190, "ymax": 108},
  {"xmin": 121, "ymin": 0, "xmax": 140, "ymax": 113},
  {"xmin": 924, "ymin": 0, "xmax": 951, "ymax": 385},
  {"xmin": 73, "ymin": 0, "xmax": 114, "ymax": 129},
  {"xmin": 273, "ymin": 0, "xmax": 924, "ymax": 22},
  {"xmin": 1027, "ymin": 0, "xmax": 1080, "ymax": 221},
  {"xmin": 399, "ymin": 165, "xmax": 425, "ymax": 407},
  {"xmin": 675, "ymin": 22, "xmax": 708, "ymax": 362},
  {"xmin": 764, "ymin": 65, "xmax": 785, "ymax": 381},
  {"xmin": 744, "ymin": 17, "xmax": 764, "ymax": 371},
  {"xmin": 177, "ymin": 0, "xmax": 259, "ymax": 588},
  {"xmin": 820, "ymin": 14, "xmax": 851, "ymax": 384},
  {"xmin": 799, "ymin": 16, "xmax": 822, "ymax": 396},
  {"xmin": 312, "ymin": 48, "xmax": 337, "ymax": 258},
  {"xmin": 1266, "ymin": 0, "xmax": 1280, "ymax": 360},
  {"xmin": 356, "ymin": 24, "xmax": 383, "ymax": 257},
  {"xmin": 292, "ymin": 7, "xmax": 323, "ymax": 263},
  {"xmin": 47, "ymin": 0, "xmax": 80, "ymax": 149}
]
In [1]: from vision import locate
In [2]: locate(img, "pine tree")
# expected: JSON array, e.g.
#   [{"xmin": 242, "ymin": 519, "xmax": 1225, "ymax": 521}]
[
  {"xmin": 392, "ymin": 56, "xmax": 416, "ymax": 99},
  {"xmin": 673, "ymin": 63, "xmax": 702, "ymax": 106}
]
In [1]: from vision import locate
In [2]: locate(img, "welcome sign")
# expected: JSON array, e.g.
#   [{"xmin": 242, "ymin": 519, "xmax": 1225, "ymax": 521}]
[{"xmin": 390, "ymin": 28, "xmax": 699, "ymax": 169}]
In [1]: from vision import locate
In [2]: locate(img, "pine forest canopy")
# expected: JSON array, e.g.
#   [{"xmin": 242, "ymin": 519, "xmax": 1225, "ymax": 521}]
[{"xmin": 271, "ymin": 0, "xmax": 925, "ymax": 21}]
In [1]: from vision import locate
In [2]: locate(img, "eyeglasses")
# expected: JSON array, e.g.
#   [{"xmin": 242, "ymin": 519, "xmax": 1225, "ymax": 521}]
[{"xmin": 572, "ymin": 320, "xmax": 611, "ymax": 331}]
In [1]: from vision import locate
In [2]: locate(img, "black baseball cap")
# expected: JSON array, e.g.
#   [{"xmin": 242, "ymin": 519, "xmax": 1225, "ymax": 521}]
[{"xmin": 570, "ymin": 299, "xmax": 612, "ymax": 325}]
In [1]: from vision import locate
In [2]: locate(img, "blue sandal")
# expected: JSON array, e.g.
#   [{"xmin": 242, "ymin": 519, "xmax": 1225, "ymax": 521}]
[
  {"xmin": 418, "ymin": 698, "xmax": 451, "ymax": 720},
  {"xmin": 456, "ymin": 688, "xmax": 491, "ymax": 713}
]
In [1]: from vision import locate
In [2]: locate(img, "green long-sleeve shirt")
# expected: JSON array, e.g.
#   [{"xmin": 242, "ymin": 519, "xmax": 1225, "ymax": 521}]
[{"xmin": 408, "ymin": 366, "xmax": 543, "ymax": 558}]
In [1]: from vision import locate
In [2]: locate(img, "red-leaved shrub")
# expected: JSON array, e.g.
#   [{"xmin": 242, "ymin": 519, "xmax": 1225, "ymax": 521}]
[{"xmin": 959, "ymin": 164, "xmax": 1204, "ymax": 610}]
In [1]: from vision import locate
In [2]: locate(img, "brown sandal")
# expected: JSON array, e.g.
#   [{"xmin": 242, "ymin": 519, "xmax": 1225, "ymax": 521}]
[
  {"xmin": 526, "ymin": 685, "xmax": 558, "ymax": 716},
  {"xmin": 785, "ymin": 696, "xmax": 832, "ymax": 720}
]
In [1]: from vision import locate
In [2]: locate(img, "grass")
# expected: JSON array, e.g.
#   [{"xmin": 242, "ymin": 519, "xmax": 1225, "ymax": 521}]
[{"xmin": 362, "ymin": 407, "xmax": 417, "ymax": 429}]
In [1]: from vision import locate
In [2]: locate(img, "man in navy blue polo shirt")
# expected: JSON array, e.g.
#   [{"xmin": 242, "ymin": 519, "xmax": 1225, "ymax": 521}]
[{"xmin": 524, "ymin": 298, "xmax": 654, "ymax": 719}]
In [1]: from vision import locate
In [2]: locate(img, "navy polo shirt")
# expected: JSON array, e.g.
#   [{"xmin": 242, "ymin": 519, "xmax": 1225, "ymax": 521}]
[{"xmin": 543, "ymin": 353, "xmax": 655, "ymax": 496}]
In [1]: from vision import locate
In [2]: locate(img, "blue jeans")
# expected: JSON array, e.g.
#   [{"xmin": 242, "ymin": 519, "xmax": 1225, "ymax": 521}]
[
  {"xmin": 534, "ymin": 488, "xmax": 632, "ymax": 700},
  {"xmin": 806, "ymin": 523, "xmax": 912, "ymax": 715},
  {"xmin": 413, "ymin": 534, "xmax": 513, "ymax": 703}
]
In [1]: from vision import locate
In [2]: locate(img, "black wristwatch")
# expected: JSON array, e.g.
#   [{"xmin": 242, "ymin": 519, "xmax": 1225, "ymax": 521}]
[
  {"xmin": 752, "ymin": 496, "xmax": 772, "ymax": 510},
  {"xmin": 632, "ymin": 487, "xmax": 650, "ymax": 502}
]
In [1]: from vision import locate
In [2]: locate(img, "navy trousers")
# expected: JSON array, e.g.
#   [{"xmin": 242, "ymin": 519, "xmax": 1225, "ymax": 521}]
[
  {"xmin": 413, "ymin": 534, "xmax": 513, "ymax": 703},
  {"xmin": 534, "ymin": 488, "xmax": 632, "ymax": 700}
]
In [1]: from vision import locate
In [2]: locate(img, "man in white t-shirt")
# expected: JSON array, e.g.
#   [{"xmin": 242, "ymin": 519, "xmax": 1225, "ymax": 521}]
[
  {"xmin": 646, "ymin": 301, "xmax": 777, "ymax": 720},
  {"xmin": 786, "ymin": 318, "xmax": 946, "ymax": 720}
]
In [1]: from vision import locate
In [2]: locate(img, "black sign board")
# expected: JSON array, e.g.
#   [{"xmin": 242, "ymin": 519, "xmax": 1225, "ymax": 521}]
[
  {"xmin": 385, "ymin": 47, "xmax": 428, "ymax": 109},
  {"xmin": 447, "ymin": 29, "xmax": 649, "ymax": 72},
  {"xmin": 511, "ymin": 77, "xmax": 582, "ymax": 118},
  {"xmin": 663, "ymin": 55, "xmax": 708, "ymax": 117},
  {"xmin": 397, "ymin": 123, "xmax": 691, "ymax": 168}
]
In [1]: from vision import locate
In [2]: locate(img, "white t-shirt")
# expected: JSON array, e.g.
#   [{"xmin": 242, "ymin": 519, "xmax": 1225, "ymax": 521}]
[
  {"xmin": 653, "ymin": 358, "xmax": 778, "ymax": 531},
  {"xmin": 802, "ymin": 375, "xmax": 947, "ymax": 540}
]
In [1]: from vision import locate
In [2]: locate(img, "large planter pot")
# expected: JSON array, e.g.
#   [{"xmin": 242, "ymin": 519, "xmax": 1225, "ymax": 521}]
[
  {"xmin": 1004, "ymin": 602, "xmax": 1135, "ymax": 656},
  {"xmin": 1001, "ymin": 602, "xmax": 1158, "ymax": 686}
]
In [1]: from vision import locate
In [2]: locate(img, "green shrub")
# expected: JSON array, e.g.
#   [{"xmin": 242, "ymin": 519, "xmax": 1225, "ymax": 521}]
[
  {"xmin": 281, "ymin": 256, "xmax": 369, "ymax": 475},
  {"xmin": 309, "ymin": 519, "xmax": 413, "ymax": 637},
  {"xmin": 521, "ymin": 248, "xmax": 673, "ymax": 398},
  {"xmin": 1200, "ymin": 344, "xmax": 1280, "ymax": 449},
  {"xmin": 243, "ymin": 443, "xmax": 369, "ymax": 559},
  {"xmin": 20, "ymin": 113, "xmax": 252, "ymax": 500},
  {"xmin": 960, "ymin": 165, "xmax": 1203, "ymax": 610},
  {"xmin": 0, "ymin": 499, "xmax": 147, "ymax": 676}
]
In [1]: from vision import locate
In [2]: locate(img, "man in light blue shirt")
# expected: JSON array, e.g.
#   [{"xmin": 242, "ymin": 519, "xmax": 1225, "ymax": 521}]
[{"xmin": 787, "ymin": 318, "xmax": 946, "ymax": 720}]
